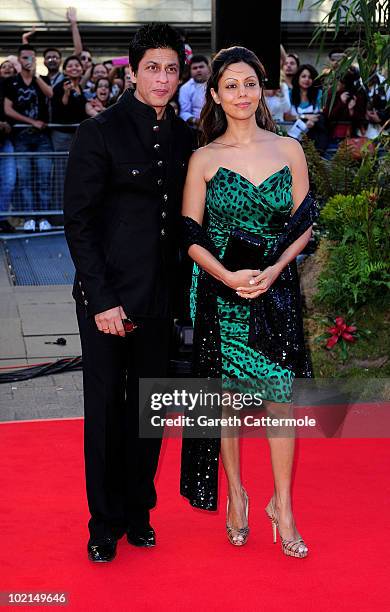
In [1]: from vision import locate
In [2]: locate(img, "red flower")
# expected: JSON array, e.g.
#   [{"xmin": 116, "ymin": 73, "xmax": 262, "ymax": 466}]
[
  {"xmin": 325, "ymin": 316, "xmax": 358, "ymax": 350},
  {"xmin": 326, "ymin": 335, "xmax": 339, "ymax": 349},
  {"xmin": 341, "ymin": 332, "xmax": 356, "ymax": 343}
]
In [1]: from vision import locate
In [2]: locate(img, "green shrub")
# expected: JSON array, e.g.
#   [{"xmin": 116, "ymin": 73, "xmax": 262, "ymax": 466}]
[{"xmin": 316, "ymin": 238, "xmax": 389, "ymax": 309}]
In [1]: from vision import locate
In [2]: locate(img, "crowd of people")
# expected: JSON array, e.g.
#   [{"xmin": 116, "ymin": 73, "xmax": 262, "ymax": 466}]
[{"xmin": 0, "ymin": 7, "xmax": 389, "ymax": 233}]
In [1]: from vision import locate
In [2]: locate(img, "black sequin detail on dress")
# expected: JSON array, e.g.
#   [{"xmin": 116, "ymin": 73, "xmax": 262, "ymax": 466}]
[{"xmin": 180, "ymin": 167, "xmax": 319, "ymax": 510}]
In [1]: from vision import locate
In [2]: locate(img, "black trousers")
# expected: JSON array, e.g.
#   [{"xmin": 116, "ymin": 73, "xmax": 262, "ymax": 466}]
[{"xmin": 76, "ymin": 303, "xmax": 171, "ymax": 539}]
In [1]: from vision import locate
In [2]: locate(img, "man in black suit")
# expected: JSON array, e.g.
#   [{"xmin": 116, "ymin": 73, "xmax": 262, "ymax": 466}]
[{"xmin": 64, "ymin": 24, "xmax": 193, "ymax": 562}]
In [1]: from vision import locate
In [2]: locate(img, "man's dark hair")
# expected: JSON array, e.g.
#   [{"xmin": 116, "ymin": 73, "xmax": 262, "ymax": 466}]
[
  {"xmin": 286, "ymin": 53, "xmax": 300, "ymax": 67},
  {"xmin": 18, "ymin": 44, "xmax": 36, "ymax": 56},
  {"xmin": 43, "ymin": 47, "xmax": 62, "ymax": 59},
  {"xmin": 128, "ymin": 23, "xmax": 186, "ymax": 76},
  {"xmin": 328, "ymin": 48, "xmax": 345, "ymax": 59},
  {"xmin": 190, "ymin": 54, "xmax": 209, "ymax": 67}
]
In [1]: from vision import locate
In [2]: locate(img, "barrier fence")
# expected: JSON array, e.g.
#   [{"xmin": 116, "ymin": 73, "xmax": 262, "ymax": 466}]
[
  {"xmin": 0, "ymin": 151, "xmax": 68, "ymax": 217},
  {"xmin": 0, "ymin": 121, "xmax": 382, "ymax": 228}
]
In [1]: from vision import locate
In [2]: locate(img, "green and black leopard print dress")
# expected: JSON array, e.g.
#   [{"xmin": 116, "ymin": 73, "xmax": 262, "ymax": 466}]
[{"xmin": 190, "ymin": 164, "xmax": 294, "ymax": 402}]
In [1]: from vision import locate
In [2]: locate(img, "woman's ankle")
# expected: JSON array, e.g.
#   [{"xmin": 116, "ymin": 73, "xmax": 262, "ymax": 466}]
[{"xmin": 272, "ymin": 492, "xmax": 293, "ymax": 511}]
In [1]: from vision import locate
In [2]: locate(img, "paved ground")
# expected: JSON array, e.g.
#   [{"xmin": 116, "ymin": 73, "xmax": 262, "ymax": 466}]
[{"xmin": 0, "ymin": 240, "xmax": 83, "ymax": 421}]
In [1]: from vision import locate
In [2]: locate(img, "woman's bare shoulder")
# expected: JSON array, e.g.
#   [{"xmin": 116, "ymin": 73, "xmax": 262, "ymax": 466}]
[
  {"xmin": 187, "ymin": 144, "xmax": 218, "ymax": 179},
  {"xmin": 189, "ymin": 144, "xmax": 215, "ymax": 165},
  {"xmin": 278, "ymin": 134, "xmax": 305, "ymax": 156}
]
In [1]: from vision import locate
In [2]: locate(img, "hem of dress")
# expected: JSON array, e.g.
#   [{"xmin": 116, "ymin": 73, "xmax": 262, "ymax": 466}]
[{"xmin": 181, "ymin": 493, "xmax": 217, "ymax": 512}]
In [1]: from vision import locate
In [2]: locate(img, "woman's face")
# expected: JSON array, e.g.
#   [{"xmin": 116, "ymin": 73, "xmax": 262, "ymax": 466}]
[
  {"xmin": 0, "ymin": 61, "xmax": 16, "ymax": 77},
  {"xmin": 80, "ymin": 51, "xmax": 92, "ymax": 72},
  {"xmin": 211, "ymin": 61, "xmax": 261, "ymax": 121},
  {"xmin": 299, "ymin": 69, "xmax": 313, "ymax": 89},
  {"xmin": 96, "ymin": 79, "xmax": 110, "ymax": 102},
  {"xmin": 65, "ymin": 59, "xmax": 83, "ymax": 79},
  {"xmin": 92, "ymin": 64, "xmax": 109, "ymax": 82}
]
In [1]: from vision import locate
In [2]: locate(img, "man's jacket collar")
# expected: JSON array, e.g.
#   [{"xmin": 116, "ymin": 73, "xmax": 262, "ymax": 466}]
[{"xmin": 118, "ymin": 88, "xmax": 175, "ymax": 122}]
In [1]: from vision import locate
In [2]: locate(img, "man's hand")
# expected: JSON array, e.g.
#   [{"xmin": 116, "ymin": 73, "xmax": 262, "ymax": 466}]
[
  {"xmin": 22, "ymin": 26, "xmax": 37, "ymax": 44},
  {"xmin": 66, "ymin": 6, "xmax": 78, "ymax": 23},
  {"xmin": 31, "ymin": 119, "xmax": 46, "ymax": 130},
  {"xmin": 0, "ymin": 121, "xmax": 11, "ymax": 134},
  {"xmin": 29, "ymin": 56, "xmax": 37, "ymax": 76},
  {"xmin": 95, "ymin": 306, "xmax": 127, "ymax": 337}
]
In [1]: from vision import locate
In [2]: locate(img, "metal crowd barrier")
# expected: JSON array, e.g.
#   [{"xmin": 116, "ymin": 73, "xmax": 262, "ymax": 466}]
[
  {"xmin": 0, "ymin": 120, "xmax": 377, "ymax": 231},
  {"xmin": 0, "ymin": 151, "xmax": 68, "ymax": 217},
  {"xmin": 0, "ymin": 124, "xmax": 79, "ymax": 222}
]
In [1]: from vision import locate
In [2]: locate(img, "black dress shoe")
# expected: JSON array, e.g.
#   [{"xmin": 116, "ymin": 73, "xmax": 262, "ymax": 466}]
[
  {"xmin": 127, "ymin": 524, "xmax": 156, "ymax": 547},
  {"xmin": 87, "ymin": 536, "xmax": 117, "ymax": 562}
]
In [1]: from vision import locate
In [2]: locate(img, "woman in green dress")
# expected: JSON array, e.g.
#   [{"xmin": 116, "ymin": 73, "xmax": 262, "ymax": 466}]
[{"xmin": 180, "ymin": 47, "xmax": 315, "ymax": 558}]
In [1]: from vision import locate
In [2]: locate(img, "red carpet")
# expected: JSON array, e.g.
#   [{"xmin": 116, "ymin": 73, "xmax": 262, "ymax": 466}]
[{"xmin": 1, "ymin": 419, "xmax": 389, "ymax": 611}]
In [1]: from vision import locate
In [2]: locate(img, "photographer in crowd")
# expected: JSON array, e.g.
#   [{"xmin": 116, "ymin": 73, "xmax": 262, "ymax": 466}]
[
  {"xmin": 323, "ymin": 66, "xmax": 367, "ymax": 143},
  {"xmin": 51, "ymin": 55, "xmax": 87, "ymax": 152}
]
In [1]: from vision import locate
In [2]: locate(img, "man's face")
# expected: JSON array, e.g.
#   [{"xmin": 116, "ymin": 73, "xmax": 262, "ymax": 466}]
[
  {"xmin": 283, "ymin": 56, "xmax": 298, "ymax": 76},
  {"xmin": 19, "ymin": 50, "xmax": 36, "ymax": 72},
  {"xmin": 329, "ymin": 53, "xmax": 345, "ymax": 69},
  {"xmin": 44, "ymin": 51, "xmax": 61, "ymax": 72},
  {"xmin": 190, "ymin": 61, "xmax": 210, "ymax": 83},
  {"xmin": 130, "ymin": 48, "xmax": 180, "ymax": 112}
]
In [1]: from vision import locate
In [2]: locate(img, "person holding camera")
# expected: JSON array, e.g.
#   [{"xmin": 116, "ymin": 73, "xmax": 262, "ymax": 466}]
[
  {"xmin": 323, "ymin": 66, "xmax": 367, "ymax": 143},
  {"xmin": 3, "ymin": 44, "xmax": 53, "ymax": 232},
  {"xmin": 51, "ymin": 55, "xmax": 87, "ymax": 152},
  {"xmin": 360, "ymin": 67, "xmax": 390, "ymax": 139}
]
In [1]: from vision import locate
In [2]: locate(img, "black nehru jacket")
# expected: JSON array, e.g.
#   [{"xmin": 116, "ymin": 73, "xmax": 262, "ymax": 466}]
[{"xmin": 64, "ymin": 88, "xmax": 193, "ymax": 319}]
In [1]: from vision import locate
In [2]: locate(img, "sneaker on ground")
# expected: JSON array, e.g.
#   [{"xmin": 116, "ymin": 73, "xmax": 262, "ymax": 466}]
[
  {"xmin": 23, "ymin": 219, "xmax": 36, "ymax": 232},
  {"xmin": 39, "ymin": 219, "xmax": 52, "ymax": 231}
]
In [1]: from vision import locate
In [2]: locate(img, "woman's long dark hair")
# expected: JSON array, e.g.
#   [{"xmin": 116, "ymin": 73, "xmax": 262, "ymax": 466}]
[
  {"xmin": 290, "ymin": 64, "xmax": 320, "ymax": 109},
  {"xmin": 200, "ymin": 46, "xmax": 277, "ymax": 145}
]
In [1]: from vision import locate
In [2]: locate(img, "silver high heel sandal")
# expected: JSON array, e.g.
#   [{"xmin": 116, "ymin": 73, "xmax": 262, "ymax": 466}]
[
  {"xmin": 265, "ymin": 498, "xmax": 308, "ymax": 558},
  {"xmin": 226, "ymin": 488, "xmax": 249, "ymax": 546}
]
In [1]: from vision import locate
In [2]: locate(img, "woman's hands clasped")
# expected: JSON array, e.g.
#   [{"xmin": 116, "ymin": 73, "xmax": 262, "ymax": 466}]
[{"xmin": 224, "ymin": 264, "xmax": 283, "ymax": 299}]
